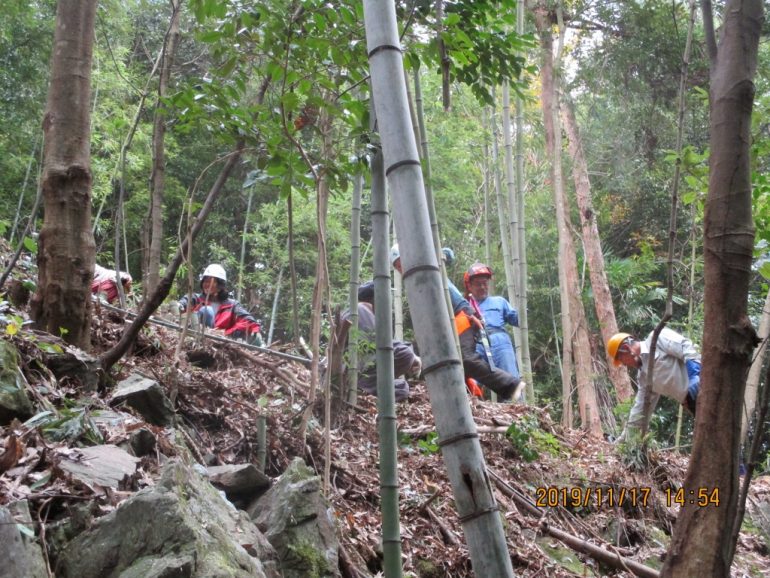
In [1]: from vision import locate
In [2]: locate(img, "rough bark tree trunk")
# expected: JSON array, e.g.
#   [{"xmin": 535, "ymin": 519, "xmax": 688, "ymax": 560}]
[
  {"xmin": 661, "ymin": 1, "xmax": 763, "ymax": 575},
  {"xmin": 536, "ymin": 4, "xmax": 602, "ymax": 437},
  {"xmin": 562, "ymin": 99, "xmax": 633, "ymax": 402},
  {"xmin": 30, "ymin": 0, "xmax": 98, "ymax": 350},
  {"xmin": 144, "ymin": 0, "xmax": 182, "ymax": 298}
]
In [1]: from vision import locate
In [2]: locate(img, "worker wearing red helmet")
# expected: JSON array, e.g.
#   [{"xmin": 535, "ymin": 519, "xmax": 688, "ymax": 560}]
[
  {"xmin": 391, "ymin": 245, "xmax": 522, "ymax": 401},
  {"xmin": 464, "ymin": 262, "xmax": 525, "ymax": 400}
]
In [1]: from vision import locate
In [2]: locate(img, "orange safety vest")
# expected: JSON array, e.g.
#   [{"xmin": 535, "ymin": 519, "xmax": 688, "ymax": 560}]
[{"xmin": 454, "ymin": 311, "xmax": 472, "ymax": 335}]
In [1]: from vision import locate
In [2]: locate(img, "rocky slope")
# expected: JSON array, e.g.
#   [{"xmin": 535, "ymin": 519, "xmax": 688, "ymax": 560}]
[{"xmin": 1, "ymin": 291, "xmax": 769, "ymax": 576}]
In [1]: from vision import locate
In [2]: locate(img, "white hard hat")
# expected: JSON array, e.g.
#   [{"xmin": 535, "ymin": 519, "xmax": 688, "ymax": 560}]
[
  {"xmin": 390, "ymin": 244, "xmax": 400, "ymax": 266},
  {"xmin": 201, "ymin": 263, "xmax": 227, "ymax": 282}
]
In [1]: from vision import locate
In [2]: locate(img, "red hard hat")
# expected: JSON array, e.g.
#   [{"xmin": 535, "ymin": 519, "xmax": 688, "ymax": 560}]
[{"xmin": 463, "ymin": 262, "xmax": 493, "ymax": 291}]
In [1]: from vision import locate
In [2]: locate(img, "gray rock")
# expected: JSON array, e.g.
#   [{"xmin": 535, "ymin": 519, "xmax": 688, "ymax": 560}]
[
  {"xmin": 43, "ymin": 344, "xmax": 100, "ymax": 392},
  {"xmin": 0, "ymin": 503, "xmax": 48, "ymax": 578},
  {"xmin": 249, "ymin": 457, "xmax": 341, "ymax": 578},
  {"xmin": 57, "ymin": 444, "xmax": 140, "ymax": 489},
  {"xmin": 208, "ymin": 464, "xmax": 271, "ymax": 502},
  {"xmin": 110, "ymin": 373, "xmax": 176, "ymax": 426},
  {"xmin": 58, "ymin": 460, "xmax": 280, "ymax": 578},
  {"xmin": 129, "ymin": 427, "xmax": 157, "ymax": 457},
  {"xmin": 0, "ymin": 340, "xmax": 33, "ymax": 425}
]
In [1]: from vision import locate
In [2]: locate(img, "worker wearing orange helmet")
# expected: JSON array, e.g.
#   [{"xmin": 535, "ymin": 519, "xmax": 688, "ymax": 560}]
[
  {"xmin": 607, "ymin": 328, "xmax": 701, "ymax": 436},
  {"xmin": 464, "ymin": 262, "xmax": 524, "ymax": 400}
]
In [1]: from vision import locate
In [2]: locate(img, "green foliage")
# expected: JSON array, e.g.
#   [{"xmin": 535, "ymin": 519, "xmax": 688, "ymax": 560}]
[
  {"xmin": 505, "ymin": 415, "xmax": 541, "ymax": 462},
  {"xmin": 417, "ymin": 431, "xmax": 440, "ymax": 455},
  {"xmin": 24, "ymin": 406, "xmax": 104, "ymax": 445}
]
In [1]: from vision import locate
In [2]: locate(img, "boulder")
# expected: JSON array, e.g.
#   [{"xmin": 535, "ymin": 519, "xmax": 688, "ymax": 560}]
[
  {"xmin": 43, "ymin": 343, "xmax": 100, "ymax": 392},
  {"xmin": 58, "ymin": 460, "xmax": 279, "ymax": 578},
  {"xmin": 208, "ymin": 464, "xmax": 271, "ymax": 503},
  {"xmin": 129, "ymin": 427, "xmax": 157, "ymax": 457},
  {"xmin": 57, "ymin": 444, "xmax": 140, "ymax": 490},
  {"xmin": 0, "ymin": 340, "xmax": 33, "ymax": 425},
  {"xmin": 249, "ymin": 457, "xmax": 341, "ymax": 578},
  {"xmin": 110, "ymin": 373, "xmax": 176, "ymax": 426},
  {"xmin": 0, "ymin": 502, "xmax": 48, "ymax": 578}
]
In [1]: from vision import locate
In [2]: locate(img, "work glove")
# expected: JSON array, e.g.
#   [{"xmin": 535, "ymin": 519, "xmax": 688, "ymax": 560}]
[{"xmin": 685, "ymin": 359, "xmax": 701, "ymax": 400}]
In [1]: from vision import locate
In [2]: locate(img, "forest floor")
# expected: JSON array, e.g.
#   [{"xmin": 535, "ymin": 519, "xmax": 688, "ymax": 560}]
[{"xmin": 1, "ymin": 274, "xmax": 770, "ymax": 576}]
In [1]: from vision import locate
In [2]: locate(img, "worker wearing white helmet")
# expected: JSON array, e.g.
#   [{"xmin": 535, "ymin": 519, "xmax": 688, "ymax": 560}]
[{"xmin": 177, "ymin": 264, "xmax": 263, "ymax": 345}]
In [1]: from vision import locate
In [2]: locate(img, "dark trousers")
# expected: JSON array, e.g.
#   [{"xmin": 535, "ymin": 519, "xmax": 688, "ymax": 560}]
[{"xmin": 459, "ymin": 329, "xmax": 518, "ymax": 401}]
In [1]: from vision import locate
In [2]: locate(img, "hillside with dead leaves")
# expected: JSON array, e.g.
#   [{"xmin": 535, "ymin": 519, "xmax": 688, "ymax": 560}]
[{"xmin": 1, "ymin": 284, "xmax": 770, "ymax": 576}]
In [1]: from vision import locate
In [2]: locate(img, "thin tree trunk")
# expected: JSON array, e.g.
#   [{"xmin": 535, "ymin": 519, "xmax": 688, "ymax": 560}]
[
  {"xmin": 300, "ymin": 104, "xmax": 333, "ymax": 445},
  {"xmin": 536, "ymin": 3, "xmax": 601, "ymax": 437},
  {"xmin": 413, "ymin": 68, "xmax": 458, "ymax": 353},
  {"xmin": 10, "ymin": 138, "xmax": 39, "ymax": 246},
  {"xmin": 371, "ymin": 147, "xmax": 403, "ymax": 577},
  {"xmin": 491, "ymin": 101, "xmax": 516, "ymax": 307},
  {"xmin": 436, "ymin": 0, "xmax": 450, "ymax": 111},
  {"xmin": 267, "ymin": 265, "xmax": 283, "ymax": 346},
  {"xmin": 536, "ymin": 6, "xmax": 572, "ymax": 429},
  {"xmin": 661, "ymin": 1, "xmax": 763, "ymax": 574},
  {"xmin": 562, "ymin": 99, "xmax": 633, "ymax": 402},
  {"xmin": 236, "ymin": 186, "xmax": 254, "ymax": 302},
  {"xmin": 502, "ymin": 81, "xmax": 521, "ymax": 304},
  {"xmin": 741, "ymin": 287, "xmax": 770, "ymax": 445},
  {"xmin": 502, "ymin": 81, "xmax": 525, "ymax": 391},
  {"xmin": 482, "ymin": 110, "xmax": 492, "ymax": 265},
  {"xmin": 287, "ymin": 191, "xmax": 301, "ymax": 343},
  {"xmin": 145, "ymin": 0, "xmax": 182, "ymax": 297},
  {"xmin": 99, "ymin": 143, "xmax": 246, "ymax": 371},
  {"xmin": 363, "ymin": 2, "xmax": 514, "ymax": 575},
  {"xmin": 347, "ymin": 172, "xmax": 363, "ymax": 405},
  {"xmin": 30, "ymin": 0, "xmax": 98, "ymax": 350},
  {"xmin": 515, "ymin": 0, "xmax": 533, "ymax": 400}
]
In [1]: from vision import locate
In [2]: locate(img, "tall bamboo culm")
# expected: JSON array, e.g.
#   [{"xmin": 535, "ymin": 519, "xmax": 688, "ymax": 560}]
[
  {"xmin": 363, "ymin": 2, "xmax": 514, "ymax": 575},
  {"xmin": 371, "ymin": 147, "xmax": 403, "ymax": 577}
]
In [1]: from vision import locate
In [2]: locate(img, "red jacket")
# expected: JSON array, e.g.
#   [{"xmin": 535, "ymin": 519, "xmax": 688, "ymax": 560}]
[{"xmin": 178, "ymin": 294, "xmax": 261, "ymax": 340}]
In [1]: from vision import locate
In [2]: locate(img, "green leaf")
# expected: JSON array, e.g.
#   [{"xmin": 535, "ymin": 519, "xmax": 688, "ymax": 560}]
[{"xmin": 23, "ymin": 236, "xmax": 37, "ymax": 253}]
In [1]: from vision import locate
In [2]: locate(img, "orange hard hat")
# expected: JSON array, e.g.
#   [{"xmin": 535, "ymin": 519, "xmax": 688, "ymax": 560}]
[{"xmin": 607, "ymin": 332, "xmax": 633, "ymax": 366}]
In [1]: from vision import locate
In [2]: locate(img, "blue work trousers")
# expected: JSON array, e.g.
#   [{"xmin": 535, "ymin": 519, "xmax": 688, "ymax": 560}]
[{"xmin": 476, "ymin": 330, "xmax": 520, "ymax": 380}]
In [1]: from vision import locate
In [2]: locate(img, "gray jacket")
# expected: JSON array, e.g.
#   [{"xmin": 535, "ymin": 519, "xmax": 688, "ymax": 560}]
[{"xmin": 627, "ymin": 327, "xmax": 701, "ymax": 431}]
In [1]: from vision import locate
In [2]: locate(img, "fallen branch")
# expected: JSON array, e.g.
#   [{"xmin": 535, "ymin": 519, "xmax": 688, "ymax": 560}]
[{"xmin": 98, "ymin": 301, "xmax": 312, "ymax": 367}]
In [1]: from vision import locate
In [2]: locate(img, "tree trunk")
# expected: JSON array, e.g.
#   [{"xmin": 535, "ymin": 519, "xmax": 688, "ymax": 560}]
[
  {"xmin": 661, "ymin": 1, "xmax": 763, "ymax": 574},
  {"xmin": 741, "ymin": 287, "xmax": 770, "ymax": 445},
  {"xmin": 536, "ymin": 4, "xmax": 602, "ymax": 437},
  {"xmin": 371, "ymin": 147, "xmax": 404, "ymax": 576},
  {"xmin": 363, "ymin": 2, "xmax": 514, "ymax": 575},
  {"xmin": 347, "ymin": 172, "xmax": 363, "ymax": 405},
  {"xmin": 30, "ymin": 0, "xmax": 97, "ymax": 350},
  {"xmin": 562, "ymin": 99, "xmax": 633, "ymax": 402},
  {"xmin": 514, "ymin": 0, "xmax": 534, "ymax": 399},
  {"xmin": 99, "ymin": 143, "xmax": 245, "ymax": 371},
  {"xmin": 145, "ymin": 0, "xmax": 182, "ymax": 297}
]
